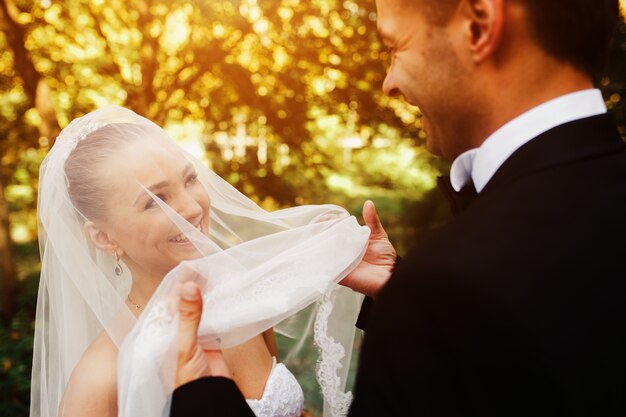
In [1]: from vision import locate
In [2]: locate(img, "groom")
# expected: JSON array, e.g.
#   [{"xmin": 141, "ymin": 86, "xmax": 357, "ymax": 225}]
[{"xmin": 171, "ymin": 0, "xmax": 625, "ymax": 415}]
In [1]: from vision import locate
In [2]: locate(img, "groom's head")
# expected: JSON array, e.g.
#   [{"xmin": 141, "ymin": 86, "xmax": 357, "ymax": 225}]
[{"xmin": 375, "ymin": 0, "xmax": 621, "ymax": 159}]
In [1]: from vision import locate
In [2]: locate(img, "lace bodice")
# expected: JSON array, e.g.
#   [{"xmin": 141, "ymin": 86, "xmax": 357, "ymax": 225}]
[{"xmin": 246, "ymin": 358, "xmax": 304, "ymax": 417}]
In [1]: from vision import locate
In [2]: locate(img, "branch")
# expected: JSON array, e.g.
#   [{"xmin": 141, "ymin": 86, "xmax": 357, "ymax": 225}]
[
  {"xmin": 0, "ymin": 0, "xmax": 60, "ymax": 141},
  {"xmin": 86, "ymin": 3, "xmax": 125, "ymax": 80},
  {"xmin": 0, "ymin": 0, "xmax": 40, "ymax": 99}
]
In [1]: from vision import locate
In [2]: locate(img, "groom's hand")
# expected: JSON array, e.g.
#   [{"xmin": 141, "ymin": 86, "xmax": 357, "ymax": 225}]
[
  {"xmin": 175, "ymin": 281, "xmax": 231, "ymax": 389},
  {"xmin": 340, "ymin": 200, "xmax": 397, "ymax": 298}
]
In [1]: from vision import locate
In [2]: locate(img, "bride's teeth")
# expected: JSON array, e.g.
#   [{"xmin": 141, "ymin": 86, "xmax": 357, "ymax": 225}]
[
  {"xmin": 170, "ymin": 233, "xmax": 189, "ymax": 243},
  {"xmin": 170, "ymin": 222, "xmax": 202, "ymax": 243}
]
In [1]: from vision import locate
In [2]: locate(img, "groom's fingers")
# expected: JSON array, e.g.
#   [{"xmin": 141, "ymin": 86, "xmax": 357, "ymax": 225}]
[
  {"xmin": 175, "ymin": 281, "xmax": 231, "ymax": 388},
  {"xmin": 204, "ymin": 350, "xmax": 231, "ymax": 378},
  {"xmin": 178, "ymin": 282, "xmax": 203, "ymax": 362},
  {"xmin": 363, "ymin": 200, "xmax": 386, "ymax": 237},
  {"xmin": 177, "ymin": 265, "xmax": 204, "ymax": 286}
]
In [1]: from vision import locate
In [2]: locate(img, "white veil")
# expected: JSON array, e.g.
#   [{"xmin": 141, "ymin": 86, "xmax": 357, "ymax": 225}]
[{"xmin": 31, "ymin": 106, "xmax": 368, "ymax": 417}]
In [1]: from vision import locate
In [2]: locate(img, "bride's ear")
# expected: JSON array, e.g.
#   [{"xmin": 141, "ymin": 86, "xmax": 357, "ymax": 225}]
[{"xmin": 84, "ymin": 221, "xmax": 121, "ymax": 255}]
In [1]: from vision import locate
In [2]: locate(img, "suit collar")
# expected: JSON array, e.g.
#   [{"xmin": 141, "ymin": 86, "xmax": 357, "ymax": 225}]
[
  {"xmin": 437, "ymin": 175, "xmax": 477, "ymax": 215},
  {"xmin": 450, "ymin": 89, "xmax": 607, "ymax": 193},
  {"xmin": 479, "ymin": 113, "xmax": 625, "ymax": 197}
]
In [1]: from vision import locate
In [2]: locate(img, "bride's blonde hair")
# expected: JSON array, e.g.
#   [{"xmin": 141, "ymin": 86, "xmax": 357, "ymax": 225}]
[{"xmin": 64, "ymin": 123, "xmax": 146, "ymax": 221}]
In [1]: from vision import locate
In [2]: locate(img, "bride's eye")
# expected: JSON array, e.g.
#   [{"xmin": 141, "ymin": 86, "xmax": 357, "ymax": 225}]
[
  {"xmin": 145, "ymin": 193, "xmax": 167, "ymax": 209},
  {"xmin": 185, "ymin": 173, "xmax": 198, "ymax": 187}
]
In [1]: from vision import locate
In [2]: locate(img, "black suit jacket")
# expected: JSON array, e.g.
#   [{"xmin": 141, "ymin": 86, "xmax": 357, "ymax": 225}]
[{"xmin": 170, "ymin": 114, "xmax": 626, "ymax": 417}]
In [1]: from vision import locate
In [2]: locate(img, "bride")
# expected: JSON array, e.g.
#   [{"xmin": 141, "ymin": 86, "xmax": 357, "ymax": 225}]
[{"xmin": 30, "ymin": 106, "xmax": 372, "ymax": 417}]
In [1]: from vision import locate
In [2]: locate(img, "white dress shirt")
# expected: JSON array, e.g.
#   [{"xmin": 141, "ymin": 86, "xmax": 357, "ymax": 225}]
[{"xmin": 449, "ymin": 89, "xmax": 608, "ymax": 192}]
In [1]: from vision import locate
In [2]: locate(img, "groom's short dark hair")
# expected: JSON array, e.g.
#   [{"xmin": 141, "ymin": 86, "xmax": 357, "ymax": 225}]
[
  {"xmin": 415, "ymin": 0, "xmax": 621, "ymax": 78},
  {"xmin": 521, "ymin": 0, "xmax": 621, "ymax": 78}
]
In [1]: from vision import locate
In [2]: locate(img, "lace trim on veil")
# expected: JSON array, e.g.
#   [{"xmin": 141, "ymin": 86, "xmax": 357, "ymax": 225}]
[{"xmin": 314, "ymin": 286, "xmax": 353, "ymax": 417}]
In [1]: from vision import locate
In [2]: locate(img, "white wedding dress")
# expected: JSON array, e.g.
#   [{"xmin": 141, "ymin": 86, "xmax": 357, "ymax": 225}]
[{"xmin": 246, "ymin": 358, "xmax": 304, "ymax": 417}]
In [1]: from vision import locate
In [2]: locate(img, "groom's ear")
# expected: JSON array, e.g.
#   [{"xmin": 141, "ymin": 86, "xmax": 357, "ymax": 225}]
[
  {"xmin": 460, "ymin": 0, "xmax": 504, "ymax": 64},
  {"xmin": 84, "ymin": 221, "xmax": 120, "ymax": 254}
]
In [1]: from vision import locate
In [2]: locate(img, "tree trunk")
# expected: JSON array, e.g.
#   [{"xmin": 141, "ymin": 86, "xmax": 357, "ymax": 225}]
[
  {"xmin": 0, "ymin": 171, "xmax": 16, "ymax": 319},
  {"xmin": 0, "ymin": 0, "xmax": 61, "ymax": 143},
  {"xmin": 0, "ymin": 0, "xmax": 61, "ymax": 318}
]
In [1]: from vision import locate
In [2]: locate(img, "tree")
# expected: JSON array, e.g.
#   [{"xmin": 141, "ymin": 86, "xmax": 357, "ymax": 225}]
[
  {"xmin": 0, "ymin": 0, "xmax": 436, "ymax": 243},
  {"xmin": 0, "ymin": 171, "xmax": 16, "ymax": 318},
  {"xmin": 0, "ymin": 0, "xmax": 59, "ymax": 317}
]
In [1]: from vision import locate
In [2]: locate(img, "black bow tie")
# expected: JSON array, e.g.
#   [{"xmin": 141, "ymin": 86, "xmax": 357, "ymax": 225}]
[{"xmin": 437, "ymin": 175, "xmax": 477, "ymax": 215}]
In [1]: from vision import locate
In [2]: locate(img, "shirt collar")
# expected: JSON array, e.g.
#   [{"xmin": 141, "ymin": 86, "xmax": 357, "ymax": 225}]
[{"xmin": 450, "ymin": 89, "xmax": 608, "ymax": 192}]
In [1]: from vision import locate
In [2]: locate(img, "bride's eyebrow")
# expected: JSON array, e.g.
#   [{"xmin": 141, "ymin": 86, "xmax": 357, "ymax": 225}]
[
  {"xmin": 134, "ymin": 180, "xmax": 169, "ymax": 206},
  {"xmin": 133, "ymin": 164, "xmax": 195, "ymax": 206},
  {"xmin": 182, "ymin": 164, "xmax": 194, "ymax": 177}
]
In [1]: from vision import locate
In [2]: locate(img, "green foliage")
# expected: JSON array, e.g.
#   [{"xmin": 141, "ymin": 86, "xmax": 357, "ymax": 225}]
[
  {"xmin": 0, "ymin": 270, "xmax": 38, "ymax": 417},
  {"xmin": 0, "ymin": 0, "xmax": 440, "ymax": 247},
  {"xmin": 0, "ymin": 316, "xmax": 33, "ymax": 417},
  {"xmin": 0, "ymin": 1, "xmax": 624, "ymax": 416},
  {"xmin": 602, "ymin": 18, "xmax": 626, "ymax": 137},
  {"xmin": 275, "ymin": 314, "xmax": 363, "ymax": 416}
]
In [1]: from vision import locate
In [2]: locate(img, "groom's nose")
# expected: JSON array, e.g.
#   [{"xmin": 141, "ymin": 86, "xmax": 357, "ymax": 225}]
[{"xmin": 382, "ymin": 71, "xmax": 401, "ymax": 98}]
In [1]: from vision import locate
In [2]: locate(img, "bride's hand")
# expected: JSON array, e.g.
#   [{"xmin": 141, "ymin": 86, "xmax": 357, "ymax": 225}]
[
  {"xmin": 340, "ymin": 200, "xmax": 397, "ymax": 298},
  {"xmin": 175, "ymin": 281, "xmax": 231, "ymax": 389}
]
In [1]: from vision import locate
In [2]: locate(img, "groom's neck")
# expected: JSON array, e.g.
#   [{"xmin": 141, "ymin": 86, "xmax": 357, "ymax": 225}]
[{"xmin": 466, "ymin": 44, "xmax": 595, "ymax": 151}]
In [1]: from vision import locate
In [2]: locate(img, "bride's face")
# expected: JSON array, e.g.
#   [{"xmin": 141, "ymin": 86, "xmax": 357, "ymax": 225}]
[{"xmin": 99, "ymin": 138, "xmax": 211, "ymax": 276}]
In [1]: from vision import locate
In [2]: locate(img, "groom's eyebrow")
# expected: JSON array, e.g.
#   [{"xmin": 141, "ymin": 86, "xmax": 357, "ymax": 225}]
[{"xmin": 376, "ymin": 25, "xmax": 392, "ymax": 47}]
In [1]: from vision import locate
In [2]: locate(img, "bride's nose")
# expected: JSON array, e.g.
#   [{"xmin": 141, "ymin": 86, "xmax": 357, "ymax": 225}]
[{"xmin": 175, "ymin": 191, "xmax": 204, "ymax": 224}]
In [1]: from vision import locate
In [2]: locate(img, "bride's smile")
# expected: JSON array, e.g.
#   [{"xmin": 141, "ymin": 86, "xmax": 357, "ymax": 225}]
[
  {"xmin": 81, "ymin": 134, "xmax": 212, "ymax": 277},
  {"xmin": 168, "ymin": 219, "xmax": 204, "ymax": 245}
]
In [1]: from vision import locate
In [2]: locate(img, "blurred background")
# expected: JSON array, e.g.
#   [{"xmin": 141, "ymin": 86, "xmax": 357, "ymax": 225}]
[{"xmin": 0, "ymin": 0, "xmax": 624, "ymax": 415}]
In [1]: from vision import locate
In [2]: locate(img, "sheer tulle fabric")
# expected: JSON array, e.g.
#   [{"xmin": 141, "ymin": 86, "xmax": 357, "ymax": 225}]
[{"xmin": 31, "ymin": 106, "xmax": 368, "ymax": 417}]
